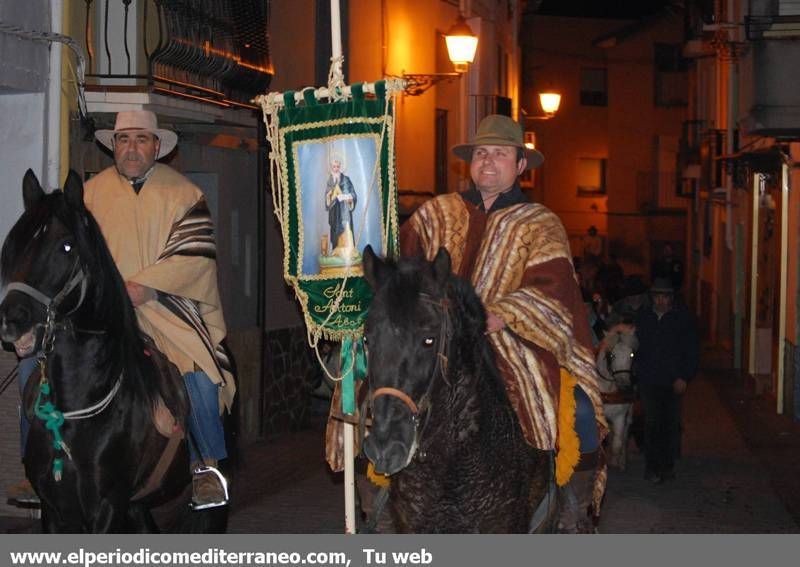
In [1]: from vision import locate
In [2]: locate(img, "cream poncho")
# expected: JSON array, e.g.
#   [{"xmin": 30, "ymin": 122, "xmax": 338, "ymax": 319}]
[{"xmin": 84, "ymin": 164, "xmax": 235, "ymax": 412}]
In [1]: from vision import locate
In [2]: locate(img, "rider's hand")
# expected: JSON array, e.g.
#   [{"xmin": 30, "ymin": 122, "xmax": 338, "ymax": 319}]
[
  {"xmin": 126, "ymin": 281, "xmax": 154, "ymax": 307},
  {"xmin": 673, "ymin": 378, "xmax": 688, "ymax": 395},
  {"xmin": 486, "ymin": 312, "xmax": 506, "ymax": 334}
]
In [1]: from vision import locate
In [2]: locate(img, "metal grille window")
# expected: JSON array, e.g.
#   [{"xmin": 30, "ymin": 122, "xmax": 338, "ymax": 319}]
[
  {"xmin": 654, "ymin": 44, "xmax": 688, "ymax": 107},
  {"xmin": 580, "ymin": 68, "xmax": 607, "ymax": 107},
  {"xmin": 747, "ymin": 0, "xmax": 800, "ymax": 38},
  {"xmin": 84, "ymin": 0, "xmax": 272, "ymax": 106}
]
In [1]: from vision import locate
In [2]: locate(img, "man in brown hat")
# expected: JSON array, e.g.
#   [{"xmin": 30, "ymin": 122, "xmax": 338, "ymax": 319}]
[
  {"xmin": 88, "ymin": 110, "xmax": 235, "ymax": 508},
  {"xmin": 400, "ymin": 114, "xmax": 607, "ymax": 533}
]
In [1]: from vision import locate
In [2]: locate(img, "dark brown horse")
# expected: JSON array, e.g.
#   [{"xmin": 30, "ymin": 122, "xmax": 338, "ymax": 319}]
[
  {"xmin": 361, "ymin": 246, "xmax": 555, "ymax": 533},
  {"xmin": 0, "ymin": 170, "xmax": 224, "ymax": 532}
]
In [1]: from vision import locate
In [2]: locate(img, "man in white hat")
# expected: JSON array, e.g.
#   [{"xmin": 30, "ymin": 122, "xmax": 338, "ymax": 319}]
[
  {"xmin": 86, "ymin": 110, "xmax": 236, "ymax": 509},
  {"xmin": 400, "ymin": 114, "xmax": 606, "ymax": 533}
]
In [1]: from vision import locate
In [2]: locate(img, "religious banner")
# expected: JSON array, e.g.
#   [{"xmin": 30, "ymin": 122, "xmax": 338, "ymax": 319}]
[
  {"xmin": 263, "ymin": 82, "xmax": 399, "ymax": 339},
  {"xmin": 259, "ymin": 81, "xmax": 402, "ymax": 414}
]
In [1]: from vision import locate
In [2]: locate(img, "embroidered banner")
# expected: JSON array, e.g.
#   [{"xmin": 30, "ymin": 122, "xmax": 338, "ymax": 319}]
[{"xmin": 268, "ymin": 81, "xmax": 399, "ymax": 341}]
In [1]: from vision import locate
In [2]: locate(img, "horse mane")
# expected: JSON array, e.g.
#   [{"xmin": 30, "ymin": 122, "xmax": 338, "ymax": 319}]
[
  {"xmin": 64, "ymin": 194, "xmax": 164, "ymax": 406},
  {"xmin": 4, "ymin": 190, "xmax": 160, "ymax": 409},
  {"xmin": 389, "ymin": 256, "xmax": 509, "ymax": 403}
]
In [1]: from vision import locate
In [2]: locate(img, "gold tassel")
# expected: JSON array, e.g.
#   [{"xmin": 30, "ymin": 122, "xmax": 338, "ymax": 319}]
[
  {"xmin": 367, "ymin": 462, "xmax": 391, "ymax": 488},
  {"xmin": 555, "ymin": 367, "xmax": 580, "ymax": 486}
]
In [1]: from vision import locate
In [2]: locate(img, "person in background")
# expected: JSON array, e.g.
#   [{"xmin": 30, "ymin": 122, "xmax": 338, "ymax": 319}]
[
  {"xmin": 634, "ymin": 277, "xmax": 699, "ymax": 484},
  {"xmin": 582, "ymin": 225, "xmax": 604, "ymax": 264}
]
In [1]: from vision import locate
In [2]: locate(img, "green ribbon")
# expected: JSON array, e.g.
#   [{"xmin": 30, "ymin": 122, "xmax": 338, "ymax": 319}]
[
  {"xmin": 34, "ymin": 381, "xmax": 67, "ymax": 481},
  {"xmin": 340, "ymin": 336, "xmax": 367, "ymax": 415}
]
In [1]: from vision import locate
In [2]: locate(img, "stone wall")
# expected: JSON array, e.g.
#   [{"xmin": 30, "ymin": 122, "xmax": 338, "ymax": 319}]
[{"xmin": 262, "ymin": 326, "xmax": 320, "ymax": 437}]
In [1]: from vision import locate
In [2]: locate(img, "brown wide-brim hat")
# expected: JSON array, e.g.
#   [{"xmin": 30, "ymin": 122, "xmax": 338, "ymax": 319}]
[
  {"xmin": 95, "ymin": 110, "xmax": 178, "ymax": 159},
  {"xmin": 452, "ymin": 114, "xmax": 544, "ymax": 170}
]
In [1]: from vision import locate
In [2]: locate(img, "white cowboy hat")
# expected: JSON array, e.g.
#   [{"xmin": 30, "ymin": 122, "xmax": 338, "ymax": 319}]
[{"xmin": 95, "ymin": 110, "xmax": 178, "ymax": 159}]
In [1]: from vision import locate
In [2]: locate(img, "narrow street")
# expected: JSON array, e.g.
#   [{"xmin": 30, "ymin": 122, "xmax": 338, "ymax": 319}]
[
  {"xmin": 3, "ymin": 348, "xmax": 799, "ymax": 534},
  {"xmin": 222, "ymin": 359, "xmax": 800, "ymax": 534}
]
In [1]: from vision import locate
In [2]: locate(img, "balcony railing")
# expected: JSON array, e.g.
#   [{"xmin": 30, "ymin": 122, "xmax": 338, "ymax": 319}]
[
  {"xmin": 746, "ymin": 14, "xmax": 800, "ymax": 39},
  {"xmin": 746, "ymin": 0, "xmax": 800, "ymax": 39},
  {"xmin": 82, "ymin": 0, "xmax": 272, "ymax": 108}
]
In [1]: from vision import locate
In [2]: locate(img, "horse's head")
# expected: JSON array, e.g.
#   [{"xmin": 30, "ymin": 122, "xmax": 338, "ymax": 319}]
[
  {"xmin": 361, "ymin": 246, "xmax": 484, "ymax": 475},
  {"xmin": 596, "ymin": 325, "xmax": 638, "ymax": 392},
  {"xmin": 0, "ymin": 170, "xmax": 103, "ymax": 356}
]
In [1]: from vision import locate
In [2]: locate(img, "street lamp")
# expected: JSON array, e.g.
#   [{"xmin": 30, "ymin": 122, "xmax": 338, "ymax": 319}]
[
  {"xmin": 403, "ymin": 15, "xmax": 478, "ymax": 96},
  {"xmin": 444, "ymin": 15, "xmax": 479, "ymax": 73},
  {"xmin": 524, "ymin": 91, "xmax": 562, "ymax": 121}
]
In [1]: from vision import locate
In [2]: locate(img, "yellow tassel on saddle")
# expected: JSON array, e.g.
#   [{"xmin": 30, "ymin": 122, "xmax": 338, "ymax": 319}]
[{"xmin": 555, "ymin": 367, "xmax": 580, "ymax": 486}]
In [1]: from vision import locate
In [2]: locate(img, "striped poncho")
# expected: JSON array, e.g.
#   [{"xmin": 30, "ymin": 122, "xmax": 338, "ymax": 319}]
[
  {"xmin": 401, "ymin": 193, "xmax": 607, "ymax": 486},
  {"xmin": 84, "ymin": 164, "xmax": 235, "ymax": 412}
]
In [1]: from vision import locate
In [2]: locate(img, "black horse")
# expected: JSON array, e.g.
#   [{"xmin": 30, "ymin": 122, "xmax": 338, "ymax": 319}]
[
  {"xmin": 0, "ymin": 170, "xmax": 222, "ymax": 533},
  {"xmin": 361, "ymin": 246, "xmax": 555, "ymax": 533}
]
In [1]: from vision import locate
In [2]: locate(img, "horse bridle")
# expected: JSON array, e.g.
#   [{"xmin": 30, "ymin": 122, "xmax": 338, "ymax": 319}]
[
  {"xmin": 4, "ymin": 259, "xmax": 88, "ymax": 357},
  {"xmin": 370, "ymin": 291, "xmax": 452, "ymax": 465},
  {"xmin": 600, "ymin": 336, "xmax": 635, "ymax": 387}
]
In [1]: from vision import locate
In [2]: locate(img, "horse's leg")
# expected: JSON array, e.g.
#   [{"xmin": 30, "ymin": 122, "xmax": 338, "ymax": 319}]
[
  {"xmin": 40, "ymin": 503, "xmax": 64, "ymax": 533},
  {"xmin": 127, "ymin": 503, "xmax": 159, "ymax": 533},
  {"xmin": 91, "ymin": 497, "xmax": 133, "ymax": 533},
  {"xmin": 602, "ymin": 405, "xmax": 618, "ymax": 468},
  {"xmin": 620, "ymin": 403, "xmax": 633, "ymax": 471}
]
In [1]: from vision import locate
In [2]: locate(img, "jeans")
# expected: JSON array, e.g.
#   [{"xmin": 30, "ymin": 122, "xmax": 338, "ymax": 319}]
[
  {"xmin": 18, "ymin": 357, "xmax": 226, "ymax": 464},
  {"xmin": 184, "ymin": 370, "xmax": 227, "ymax": 463},
  {"xmin": 574, "ymin": 385, "xmax": 599, "ymax": 453}
]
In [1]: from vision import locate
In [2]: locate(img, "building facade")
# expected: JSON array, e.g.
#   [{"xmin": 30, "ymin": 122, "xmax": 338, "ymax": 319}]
[
  {"xmin": 683, "ymin": 0, "xmax": 800, "ymax": 416},
  {"xmin": 521, "ymin": 7, "xmax": 690, "ymax": 279}
]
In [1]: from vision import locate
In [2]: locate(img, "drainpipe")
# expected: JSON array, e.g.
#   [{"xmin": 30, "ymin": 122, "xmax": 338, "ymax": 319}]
[
  {"xmin": 45, "ymin": 0, "xmax": 64, "ymax": 190},
  {"xmin": 459, "ymin": 0, "xmax": 471, "ymax": 192},
  {"xmin": 748, "ymin": 174, "xmax": 759, "ymax": 376},
  {"xmin": 777, "ymin": 162, "xmax": 789, "ymax": 413},
  {"xmin": 725, "ymin": 0, "xmax": 735, "ymax": 251},
  {"xmin": 726, "ymin": 0, "xmax": 739, "ymax": 366}
]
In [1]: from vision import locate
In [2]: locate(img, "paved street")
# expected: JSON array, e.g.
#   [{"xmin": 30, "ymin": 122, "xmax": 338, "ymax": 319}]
[{"xmin": 4, "ymin": 352, "xmax": 800, "ymax": 534}]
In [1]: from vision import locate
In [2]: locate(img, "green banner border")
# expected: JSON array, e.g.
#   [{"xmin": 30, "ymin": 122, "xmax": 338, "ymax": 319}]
[{"xmin": 276, "ymin": 86, "xmax": 399, "ymax": 339}]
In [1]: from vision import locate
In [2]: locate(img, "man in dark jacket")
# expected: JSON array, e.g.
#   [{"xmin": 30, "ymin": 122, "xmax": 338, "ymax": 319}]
[{"xmin": 634, "ymin": 277, "xmax": 699, "ymax": 483}]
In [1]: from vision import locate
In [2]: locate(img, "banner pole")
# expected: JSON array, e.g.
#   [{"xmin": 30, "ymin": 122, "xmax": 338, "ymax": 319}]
[
  {"xmin": 329, "ymin": 0, "xmax": 357, "ymax": 535},
  {"xmin": 331, "ymin": 0, "xmax": 343, "ymax": 60}
]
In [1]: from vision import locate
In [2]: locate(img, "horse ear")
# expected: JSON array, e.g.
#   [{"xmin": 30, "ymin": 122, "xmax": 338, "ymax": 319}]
[
  {"xmin": 432, "ymin": 247, "xmax": 451, "ymax": 285},
  {"xmin": 22, "ymin": 169, "xmax": 45, "ymax": 211},
  {"xmin": 63, "ymin": 170, "xmax": 86, "ymax": 211},
  {"xmin": 363, "ymin": 245, "xmax": 386, "ymax": 290}
]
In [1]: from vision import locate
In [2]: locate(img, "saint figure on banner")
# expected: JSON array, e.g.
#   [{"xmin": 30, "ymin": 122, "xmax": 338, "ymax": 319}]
[{"xmin": 319, "ymin": 149, "xmax": 362, "ymax": 275}]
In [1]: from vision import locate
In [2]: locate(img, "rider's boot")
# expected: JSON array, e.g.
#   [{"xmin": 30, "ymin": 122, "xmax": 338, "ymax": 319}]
[
  {"xmin": 191, "ymin": 459, "xmax": 229, "ymax": 510},
  {"xmin": 556, "ymin": 451, "xmax": 598, "ymax": 534},
  {"xmin": 6, "ymin": 478, "xmax": 39, "ymax": 505}
]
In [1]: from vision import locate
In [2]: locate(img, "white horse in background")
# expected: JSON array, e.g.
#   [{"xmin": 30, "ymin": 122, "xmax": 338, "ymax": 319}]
[{"xmin": 596, "ymin": 324, "xmax": 638, "ymax": 470}]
